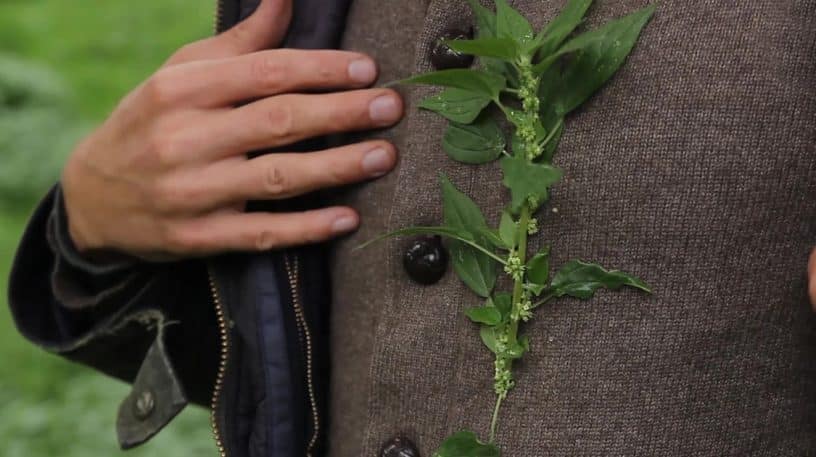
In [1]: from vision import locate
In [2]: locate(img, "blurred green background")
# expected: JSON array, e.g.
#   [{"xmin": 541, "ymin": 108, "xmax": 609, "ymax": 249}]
[{"xmin": 0, "ymin": 1, "xmax": 218, "ymax": 455}]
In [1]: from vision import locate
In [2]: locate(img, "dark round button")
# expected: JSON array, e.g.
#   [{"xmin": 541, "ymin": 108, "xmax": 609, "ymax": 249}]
[
  {"xmin": 132, "ymin": 389, "xmax": 155, "ymax": 420},
  {"xmin": 430, "ymin": 28, "xmax": 475, "ymax": 70},
  {"xmin": 403, "ymin": 236, "xmax": 448, "ymax": 285},
  {"xmin": 380, "ymin": 436, "xmax": 420, "ymax": 457}
]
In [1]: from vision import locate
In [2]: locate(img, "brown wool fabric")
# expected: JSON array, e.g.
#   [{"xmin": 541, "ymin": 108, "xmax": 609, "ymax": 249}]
[{"xmin": 331, "ymin": 0, "xmax": 816, "ymax": 455}]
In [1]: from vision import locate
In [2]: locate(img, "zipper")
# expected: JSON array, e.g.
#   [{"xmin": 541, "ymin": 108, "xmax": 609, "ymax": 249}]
[
  {"xmin": 284, "ymin": 253, "xmax": 320, "ymax": 457},
  {"xmin": 214, "ymin": 0, "xmax": 226, "ymax": 33},
  {"xmin": 208, "ymin": 267, "xmax": 230, "ymax": 457}
]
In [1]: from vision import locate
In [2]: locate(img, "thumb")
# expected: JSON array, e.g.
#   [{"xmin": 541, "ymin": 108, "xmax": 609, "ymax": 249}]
[{"xmin": 166, "ymin": 0, "xmax": 293, "ymax": 66}]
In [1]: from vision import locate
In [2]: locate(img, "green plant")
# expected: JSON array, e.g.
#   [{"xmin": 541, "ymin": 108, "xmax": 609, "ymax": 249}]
[{"xmin": 361, "ymin": 0, "xmax": 655, "ymax": 454}]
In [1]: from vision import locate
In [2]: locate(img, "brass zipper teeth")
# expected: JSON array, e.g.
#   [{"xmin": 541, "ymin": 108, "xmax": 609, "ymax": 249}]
[
  {"xmin": 208, "ymin": 269, "xmax": 230, "ymax": 457},
  {"xmin": 284, "ymin": 254, "xmax": 320, "ymax": 457},
  {"xmin": 214, "ymin": 0, "xmax": 226, "ymax": 33}
]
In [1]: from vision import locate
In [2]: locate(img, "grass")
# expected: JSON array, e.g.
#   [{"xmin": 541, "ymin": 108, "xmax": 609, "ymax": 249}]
[{"xmin": 0, "ymin": 1, "xmax": 220, "ymax": 455}]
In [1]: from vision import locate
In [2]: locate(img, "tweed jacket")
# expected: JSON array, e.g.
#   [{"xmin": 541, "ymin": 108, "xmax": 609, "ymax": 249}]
[{"xmin": 8, "ymin": 0, "xmax": 816, "ymax": 456}]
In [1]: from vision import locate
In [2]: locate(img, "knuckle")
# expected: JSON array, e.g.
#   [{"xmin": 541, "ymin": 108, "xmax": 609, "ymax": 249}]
[
  {"xmin": 262, "ymin": 164, "xmax": 288, "ymax": 196},
  {"xmin": 150, "ymin": 179, "xmax": 192, "ymax": 214},
  {"xmin": 142, "ymin": 71, "xmax": 178, "ymax": 107},
  {"xmin": 250, "ymin": 55, "xmax": 288, "ymax": 90},
  {"xmin": 254, "ymin": 229, "xmax": 281, "ymax": 251},
  {"xmin": 168, "ymin": 43, "xmax": 195, "ymax": 64},
  {"xmin": 144, "ymin": 132, "xmax": 180, "ymax": 167},
  {"xmin": 161, "ymin": 223, "xmax": 195, "ymax": 253},
  {"xmin": 223, "ymin": 20, "xmax": 253, "ymax": 49},
  {"xmin": 263, "ymin": 101, "xmax": 295, "ymax": 139}
]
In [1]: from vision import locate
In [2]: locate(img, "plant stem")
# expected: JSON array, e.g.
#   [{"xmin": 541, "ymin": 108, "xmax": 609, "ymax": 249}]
[
  {"xmin": 508, "ymin": 204, "xmax": 531, "ymax": 341},
  {"xmin": 489, "ymin": 394, "xmax": 504, "ymax": 443}
]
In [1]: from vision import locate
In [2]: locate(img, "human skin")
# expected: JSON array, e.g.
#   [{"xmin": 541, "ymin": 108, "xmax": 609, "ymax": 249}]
[{"xmin": 62, "ymin": 0, "xmax": 402, "ymax": 261}]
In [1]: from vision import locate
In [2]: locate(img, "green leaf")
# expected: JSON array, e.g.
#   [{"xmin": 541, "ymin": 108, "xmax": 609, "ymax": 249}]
[
  {"xmin": 446, "ymin": 37, "xmax": 519, "ymax": 61},
  {"xmin": 356, "ymin": 226, "xmax": 506, "ymax": 265},
  {"xmin": 495, "ymin": 0, "xmax": 534, "ymax": 45},
  {"xmin": 442, "ymin": 176, "xmax": 499, "ymax": 297},
  {"xmin": 538, "ymin": 4, "xmax": 656, "ymax": 116},
  {"xmin": 400, "ymin": 69, "xmax": 506, "ymax": 98},
  {"xmin": 477, "ymin": 228, "xmax": 509, "ymax": 250},
  {"xmin": 479, "ymin": 326, "xmax": 501, "ymax": 354},
  {"xmin": 526, "ymin": 248, "xmax": 550, "ymax": 294},
  {"xmin": 433, "ymin": 430, "xmax": 500, "ymax": 457},
  {"xmin": 442, "ymin": 114, "xmax": 506, "ymax": 164},
  {"xmin": 505, "ymin": 337, "xmax": 529, "ymax": 359},
  {"xmin": 550, "ymin": 259, "xmax": 652, "ymax": 299},
  {"xmin": 499, "ymin": 155, "xmax": 563, "ymax": 212},
  {"xmin": 535, "ymin": 0, "xmax": 593, "ymax": 56},
  {"xmin": 465, "ymin": 306, "xmax": 502, "ymax": 325},
  {"xmin": 539, "ymin": 112, "xmax": 565, "ymax": 163},
  {"xmin": 419, "ymin": 88, "xmax": 492, "ymax": 124},
  {"xmin": 492, "ymin": 292, "xmax": 513, "ymax": 320},
  {"xmin": 465, "ymin": 0, "xmax": 497, "ymax": 38},
  {"xmin": 499, "ymin": 210, "xmax": 517, "ymax": 247}
]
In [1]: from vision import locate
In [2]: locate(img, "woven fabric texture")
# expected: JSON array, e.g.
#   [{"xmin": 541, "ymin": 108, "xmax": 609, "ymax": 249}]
[{"xmin": 330, "ymin": 0, "xmax": 816, "ymax": 455}]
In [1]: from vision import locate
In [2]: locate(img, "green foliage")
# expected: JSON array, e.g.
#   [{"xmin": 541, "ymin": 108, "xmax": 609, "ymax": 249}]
[
  {"xmin": 441, "ymin": 176, "xmax": 499, "ymax": 297},
  {"xmin": 400, "ymin": 69, "xmax": 506, "ymax": 98},
  {"xmin": 0, "ymin": 0, "xmax": 215, "ymax": 455},
  {"xmin": 548, "ymin": 260, "xmax": 652, "ymax": 299},
  {"xmin": 537, "ymin": 5, "xmax": 656, "ymax": 116},
  {"xmin": 0, "ymin": 56, "xmax": 86, "ymax": 204},
  {"xmin": 499, "ymin": 155, "xmax": 563, "ymax": 212},
  {"xmin": 442, "ymin": 115, "xmax": 505, "ymax": 164},
  {"xmin": 364, "ymin": 0, "xmax": 656, "ymax": 453},
  {"xmin": 433, "ymin": 431, "xmax": 500, "ymax": 457},
  {"xmin": 420, "ymin": 87, "xmax": 493, "ymax": 123}
]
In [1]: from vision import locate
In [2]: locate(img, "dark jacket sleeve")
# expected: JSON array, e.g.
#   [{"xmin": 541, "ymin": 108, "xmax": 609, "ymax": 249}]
[{"xmin": 7, "ymin": 184, "xmax": 219, "ymax": 447}]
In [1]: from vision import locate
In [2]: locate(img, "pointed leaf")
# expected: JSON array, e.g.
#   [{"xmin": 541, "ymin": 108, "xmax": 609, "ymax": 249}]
[
  {"xmin": 539, "ymin": 112, "xmax": 565, "ymax": 163},
  {"xmin": 535, "ymin": 0, "xmax": 594, "ymax": 56},
  {"xmin": 538, "ymin": 5, "xmax": 656, "ymax": 116},
  {"xmin": 465, "ymin": 306, "xmax": 502, "ymax": 325},
  {"xmin": 446, "ymin": 37, "xmax": 519, "ymax": 61},
  {"xmin": 500, "ymin": 155, "xmax": 563, "ymax": 212},
  {"xmin": 499, "ymin": 210, "xmax": 517, "ymax": 247},
  {"xmin": 465, "ymin": 0, "xmax": 497, "ymax": 38},
  {"xmin": 550, "ymin": 259, "xmax": 652, "ymax": 299},
  {"xmin": 433, "ymin": 431, "xmax": 500, "ymax": 457},
  {"xmin": 492, "ymin": 292, "xmax": 513, "ymax": 320},
  {"xmin": 527, "ymin": 248, "xmax": 551, "ymax": 290},
  {"xmin": 419, "ymin": 88, "xmax": 492, "ymax": 124},
  {"xmin": 400, "ymin": 69, "xmax": 506, "ymax": 98},
  {"xmin": 477, "ymin": 228, "xmax": 509, "ymax": 250},
  {"xmin": 442, "ymin": 176, "xmax": 498, "ymax": 297},
  {"xmin": 479, "ymin": 326, "xmax": 500, "ymax": 354},
  {"xmin": 495, "ymin": 0, "xmax": 534, "ymax": 45},
  {"xmin": 356, "ymin": 226, "xmax": 506, "ymax": 264},
  {"xmin": 442, "ymin": 114, "xmax": 505, "ymax": 164}
]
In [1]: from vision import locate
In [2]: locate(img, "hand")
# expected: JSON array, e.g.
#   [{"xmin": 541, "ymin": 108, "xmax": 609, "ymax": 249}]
[
  {"xmin": 809, "ymin": 248, "xmax": 816, "ymax": 309},
  {"xmin": 62, "ymin": 0, "xmax": 403, "ymax": 261}
]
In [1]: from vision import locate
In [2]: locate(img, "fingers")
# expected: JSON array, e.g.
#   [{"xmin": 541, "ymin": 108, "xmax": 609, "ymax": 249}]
[
  {"xmin": 192, "ymin": 141, "xmax": 397, "ymax": 208},
  {"xmin": 166, "ymin": 0, "xmax": 292, "ymax": 66},
  {"xmin": 157, "ymin": 49, "xmax": 379, "ymax": 107},
  {"xmin": 203, "ymin": 89, "xmax": 403, "ymax": 159},
  {"xmin": 809, "ymin": 248, "xmax": 816, "ymax": 310},
  {"xmin": 167, "ymin": 207, "xmax": 359, "ymax": 254}
]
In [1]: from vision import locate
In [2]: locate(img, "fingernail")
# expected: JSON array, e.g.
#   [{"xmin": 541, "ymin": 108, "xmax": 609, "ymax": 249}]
[
  {"xmin": 369, "ymin": 95, "xmax": 401, "ymax": 124},
  {"xmin": 348, "ymin": 59, "xmax": 377, "ymax": 84},
  {"xmin": 332, "ymin": 215, "xmax": 358, "ymax": 234},
  {"xmin": 361, "ymin": 147, "xmax": 394, "ymax": 176}
]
